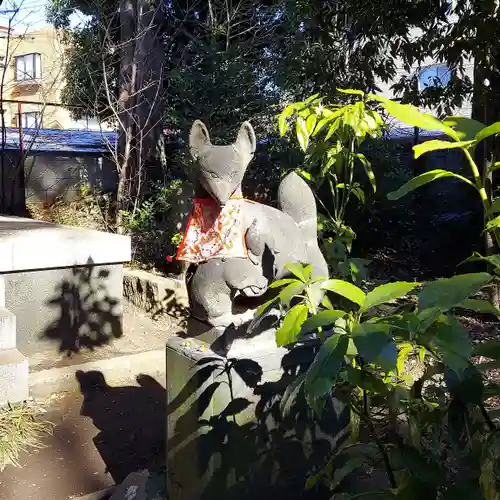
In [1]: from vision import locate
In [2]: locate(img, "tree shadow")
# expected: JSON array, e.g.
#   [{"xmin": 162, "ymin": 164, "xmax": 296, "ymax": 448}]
[
  {"xmin": 41, "ymin": 258, "xmax": 123, "ymax": 356},
  {"xmin": 76, "ymin": 370, "xmax": 166, "ymax": 485},
  {"xmin": 167, "ymin": 341, "xmax": 349, "ymax": 500}
]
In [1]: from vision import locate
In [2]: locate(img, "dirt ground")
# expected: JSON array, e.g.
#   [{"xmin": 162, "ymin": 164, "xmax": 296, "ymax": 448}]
[{"xmin": 0, "ymin": 373, "xmax": 166, "ymax": 500}]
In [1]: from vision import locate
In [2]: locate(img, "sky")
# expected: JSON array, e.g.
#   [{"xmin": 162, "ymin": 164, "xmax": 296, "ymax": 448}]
[{"xmin": 0, "ymin": 0, "xmax": 85, "ymax": 32}]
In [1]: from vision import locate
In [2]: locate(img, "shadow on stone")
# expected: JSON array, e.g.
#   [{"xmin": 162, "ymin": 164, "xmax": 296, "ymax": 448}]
[
  {"xmin": 41, "ymin": 257, "xmax": 123, "ymax": 356},
  {"xmin": 167, "ymin": 333, "xmax": 349, "ymax": 500},
  {"xmin": 76, "ymin": 370, "xmax": 166, "ymax": 484}
]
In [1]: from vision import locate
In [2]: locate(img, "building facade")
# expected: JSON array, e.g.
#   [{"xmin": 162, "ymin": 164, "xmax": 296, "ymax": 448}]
[{"xmin": 0, "ymin": 27, "xmax": 109, "ymax": 131}]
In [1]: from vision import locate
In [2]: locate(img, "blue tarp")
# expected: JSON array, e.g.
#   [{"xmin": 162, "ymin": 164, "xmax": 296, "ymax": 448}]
[{"xmin": 1, "ymin": 128, "xmax": 118, "ymax": 153}]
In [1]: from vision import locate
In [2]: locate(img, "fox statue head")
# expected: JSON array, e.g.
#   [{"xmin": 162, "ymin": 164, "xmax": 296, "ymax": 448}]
[{"xmin": 189, "ymin": 120, "xmax": 256, "ymax": 205}]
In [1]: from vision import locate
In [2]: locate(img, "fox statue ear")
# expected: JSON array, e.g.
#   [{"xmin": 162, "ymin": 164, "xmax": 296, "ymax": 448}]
[
  {"xmin": 235, "ymin": 121, "xmax": 256, "ymax": 156},
  {"xmin": 189, "ymin": 120, "xmax": 211, "ymax": 160}
]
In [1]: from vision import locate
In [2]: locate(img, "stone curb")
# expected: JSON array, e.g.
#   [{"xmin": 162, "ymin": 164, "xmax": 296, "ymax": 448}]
[
  {"xmin": 123, "ymin": 268, "xmax": 189, "ymax": 321},
  {"xmin": 29, "ymin": 348, "xmax": 166, "ymax": 399}
]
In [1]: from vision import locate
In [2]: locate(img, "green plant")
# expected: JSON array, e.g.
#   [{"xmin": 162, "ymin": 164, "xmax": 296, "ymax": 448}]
[
  {"xmin": 0, "ymin": 402, "xmax": 54, "ymax": 471},
  {"xmin": 261, "ymin": 262, "xmax": 500, "ymax": 498},
  {"xmin": 120, "ymin": 179, "xmax": 188, "ymax": 269},
  {"xmin": 278, "ymin": 90, "xmax": 385, "ymax": 281},
  {"xmin": 369, "ymin": 98, "xmax": 500, "ymax": 268}
]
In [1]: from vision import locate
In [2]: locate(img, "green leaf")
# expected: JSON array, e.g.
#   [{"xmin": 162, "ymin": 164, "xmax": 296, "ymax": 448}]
[
  {"xmin": 305, "ymin": 334, "xmax": 349, "ymax": 399},
  {"xmin": 325, "ymin": 119, "xmax": 340, "ymax": 140},
  {"xmin": 276, "ymin": 304, "xmax": 309, "ymax": 347},
  {"xmin": 305, "ymin": 93, "xmax": 320, "ymax": 104},
  {"xmin": 433, "ymin": 315, "xmax": 472, "ymax": 373},
  {"xmin": 285, "ymin": 262, "xmax": 309, "ymax": 282},
  {"xmin": 296, "ymin": 168, "xmax": 312, "ymax": 180},
  {"xmin": 475, "ymin": 121, "xmax": 500, "ymax": 143},
  {"xmin": 296, "ymin": 117, "xmax": 309, "ymax": 152},
  {"xmin": 473, "ymin": 339, "xmax": 500, "ymax": 359},
  {"xmin": 486, "ymin": 216, "xmax": 500, "ymax": 232},
  {"xmin": 387, "ymin": 169, "xmax": 475, "ymax": 201},
  {"xmin": 418, "ymin": 273, "xmax": 493, "ymax": 312},
  {"xmin": 488, "ymin": 162, "xmax": 500, "ymax": 173},
  {"xmin": 368, "ymin": 97, "xmax": 458, "ymax": 139},
  {"xmin": 306, "ymin": 113, "xmax": 317, "ymax": 135},
  {"xmin": 356, "ymin": 153, "xmax": 376, "ymax": 192},
  {"xmin": 337, "ymin": 88, "xmax": 365, "ymax": 96},
  {"xmin": 268, "ymin": 278, "xmax": 298, "ymax": 289},
  {"xmin": 321, "ymin": 294, "xmax": 335, "ymax": 310},
  {"xmin": 443, "ymin": 116, "xmax": 485, "ymax": 141},
  {"xmin": 455, "ymin": 299, "xmax": 500, "ymax": 316},
  {"xmin": 352, "ymin": 186, "xmax": 366, "ymax": 204},
  {"xmin": 278, "ymin": 281, "xmax": 307, "ymax": 307},
  {"xmin": 256, "ymin": 295, "xmax": 279, "ymax": 316},
  {"xmin": 352, "ymin": 323, "xmax": 397, "ymax": 370},
  {"xmin": 321, "ymin": 279, "xmax": 366, "ymax": 307},
  {"xmin": 461, "ymin": 252, "xmax": 500, "ymax": 272},
  {"xmin": 328, "ymin": 456, "xmax": 368, "ymax": 492},
  {"xmin": 302, "ymin": 309, "xmax": 347, "ymax": 333},
  {"xmin": 278, "ymin": 113, "xmax": 288, "ymax": 137},
  {"xmin": 413, "ymin": 139, "xmax": 475, "ymax": 159},
  {"xmin": 361, "ymin": 282, "xmax": 420, "ymax": 312},
  {"xmin": 280, "ymin": 373, "xmax": 305, "ymax": 417}
]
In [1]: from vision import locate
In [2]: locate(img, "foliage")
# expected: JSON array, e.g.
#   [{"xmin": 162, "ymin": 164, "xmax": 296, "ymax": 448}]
[
  {"xmin": 120, "ymin": 179, "xmax": 189, "ymax": 268},
  {"xmin": 278, "ymin": 90, "xmax": 387, "ymax": 282},
  {"xmin": 263, "ymin": 262, "xmax": 500, "ymax": 498},
  {"xmin": 375, "ymin": 97, "xmax": 500, "ymax": 276},
  {"xmin": 0, "ymin": 402, "xmax": 54, "ymax": 471}
]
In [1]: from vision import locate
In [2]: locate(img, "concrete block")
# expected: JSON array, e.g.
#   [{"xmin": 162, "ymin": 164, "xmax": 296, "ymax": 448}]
[
  {"xmin": 0, "ymin": 275, "xmax": 5, "ymax": 307},
  {"xmin": 123, "ymin": 268, "xmax": 189, "ymax": 321},
  {"xmin": 166, "ymin": 330, "xmax": 349, "ymax": 500},
  {"xmin": 5, "ymin": 263, "xmax": 124, "ymax": 356},
  {"xmin": 0, "ymin": 348, "xmax": 29, "ymax": 405},
  {"xmin": 0, "ymin": 215, "xmax": 131, "ymax": 273},
  {"xmin": 0, "ymin": 307, "xmax": 16, "ymax": 350}
]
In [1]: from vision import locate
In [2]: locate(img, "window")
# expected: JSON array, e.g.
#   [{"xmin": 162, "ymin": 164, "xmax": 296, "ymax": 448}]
[
  {"xmin": 418, "ymin": 64, "xmax": 451, "ymax": 89},
  {"xmin": 15, "ymin": 53, "xmax": 41, "ymax": 81},
  {"xmin": 21, "ymin": 112, "xmax": 42, "ymax": 129}
]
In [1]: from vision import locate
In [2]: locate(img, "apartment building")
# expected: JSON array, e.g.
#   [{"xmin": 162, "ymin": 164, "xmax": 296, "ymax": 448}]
[{"xmin": 0, "ymin": 26, "xmax": 106, "ymax": 131}]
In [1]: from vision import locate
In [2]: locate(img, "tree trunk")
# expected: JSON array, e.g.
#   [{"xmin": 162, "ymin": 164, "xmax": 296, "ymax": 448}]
[
  {"xmin": 472, "ymin": 60, "xmax": 500, "ymax": 307},
  {"xmin": 115, "ymin": 0, "xmax": 165, "ymax": 232}
]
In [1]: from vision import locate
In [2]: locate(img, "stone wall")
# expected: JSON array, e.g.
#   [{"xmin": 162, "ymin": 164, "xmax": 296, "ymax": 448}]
[{"xmin": 25, "ymin": 152, "xmax": 118, "ymax": 203}]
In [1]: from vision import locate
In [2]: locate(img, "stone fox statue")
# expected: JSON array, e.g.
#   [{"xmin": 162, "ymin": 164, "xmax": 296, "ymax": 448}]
[{"xmin": 184, "ymin": 119, "xmax": 328, "ymax": 328}]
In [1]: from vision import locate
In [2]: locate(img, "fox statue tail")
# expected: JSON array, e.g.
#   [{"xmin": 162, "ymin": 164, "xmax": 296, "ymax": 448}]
[{"xmin": 277, "ymin": 171, "xmax": 329, "ymax": 278}]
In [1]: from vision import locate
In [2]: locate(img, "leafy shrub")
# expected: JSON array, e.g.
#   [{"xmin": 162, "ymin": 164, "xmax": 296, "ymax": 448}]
[
  {"xmin": 262, "ymin": 263, "xmax": 500, "ymax": 498},
  {"xmin": 120, "ymin": 179, "xmax": 190, "ymax": 271}
]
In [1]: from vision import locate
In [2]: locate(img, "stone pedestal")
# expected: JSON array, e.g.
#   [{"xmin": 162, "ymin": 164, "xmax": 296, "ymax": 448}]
[
  {"xmin": 166, "ymin": 328, "xmax": 349, "ymax": 500},
  {"xmin": 0, "ymin": 278, "xmax": 28, "ymax": 404},
  {"xmin": 0, "ymin": 215, "xmax": 131, "ymax": 403}
]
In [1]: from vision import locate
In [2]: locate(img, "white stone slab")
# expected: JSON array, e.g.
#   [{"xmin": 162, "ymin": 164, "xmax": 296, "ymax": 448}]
[
  {"xmin": 0, "ymin": 307, "xmax": 16, "ymax": 350},
  {"xmin": 0, "ymin": 348, "xmax": 28, "ymax": 405},
  {"xmin": 0, "ymin": 216, "xmax": 131, "ymax": 272}
]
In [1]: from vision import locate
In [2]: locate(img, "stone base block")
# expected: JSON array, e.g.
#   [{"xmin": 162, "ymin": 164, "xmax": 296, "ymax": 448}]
[
  {"xmin": 0, "ymin": 348, "xmax": 29, "ymax": 405},
  {"xmin": 0, "ymin": 307, "xmax": 16, "ymax": 350},
  {"xmin": 166, "ymin": 329, "xmax": 349, "ymax": 500}
]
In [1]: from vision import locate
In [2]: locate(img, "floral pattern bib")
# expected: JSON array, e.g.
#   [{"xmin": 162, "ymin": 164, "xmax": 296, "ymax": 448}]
[{"xmin": 176, "ymin": 198, "xmax": 248, "ymax": 263}]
